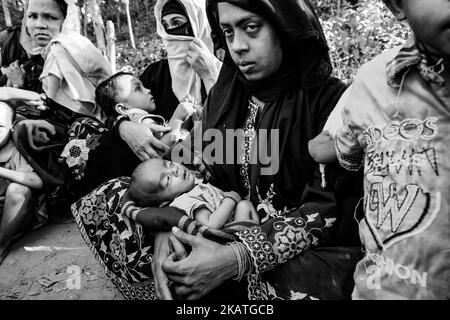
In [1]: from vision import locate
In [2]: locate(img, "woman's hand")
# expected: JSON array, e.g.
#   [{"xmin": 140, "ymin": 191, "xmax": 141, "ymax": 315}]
[
  {"xmin": 162, "ymin": 227, "xmax": 238, "ymax": 300},
  {"xmin": 152, "ymin": 231, "xmax": 175, "ymax": 300},
  {"xmin": 118, "ymin": 121, "xmax": 171, "ymax": 160},
  {"xmin": 4, "ymin": 60, "xmax": 25, "ymax": 88},
  {"xmin": 0, "ymin": 87, "xmax": 48, "ymax": 111},
  {"xmin": 186, "ymin": 38, "xmax": 220, "ymax": 93},
  {"xmin": 172, "ymin": 95, "xmax": 197, "ymax": 122}
]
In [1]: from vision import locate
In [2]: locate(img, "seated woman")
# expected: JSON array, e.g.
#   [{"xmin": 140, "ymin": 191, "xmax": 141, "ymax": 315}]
[
  {"xmin": 72, "ymin": 0, "xmax": 364, "ymax": 300},
  {"xmin": 1, "ymin": 23, "xmax": 43, "ymax": 93},
  {"xmin": 9, "ymin": 0, "xmax": 112, "ymax": 219},
  {"xmin": 78, "ymin": 0, "xmax": 221, "ymax": 193}
]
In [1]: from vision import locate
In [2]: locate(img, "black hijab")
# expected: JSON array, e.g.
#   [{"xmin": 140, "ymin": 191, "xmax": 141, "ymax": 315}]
[
  {"xmin": 208, "ymin": 0, "xmax": 333, "ymax": 91},
  {"xmin": 202, "ymin": 0, "xmax": 346, "ymax": 207}
]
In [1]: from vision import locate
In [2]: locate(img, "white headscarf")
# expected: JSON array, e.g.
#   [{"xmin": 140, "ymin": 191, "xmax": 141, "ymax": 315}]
[
  {"xmin": 20, "ymin": 0, "xmax": 111, "ymax": 121},
  {"xmin": 155, "ymin": 0, "xmax": 217, "ymax": 103}
]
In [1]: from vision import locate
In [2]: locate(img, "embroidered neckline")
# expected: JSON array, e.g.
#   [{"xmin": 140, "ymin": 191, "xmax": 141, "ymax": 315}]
[
  {"xmin": 240, "ymin": 100, "xmax": 260, "ymax": 199},
  {"xmin": 386, "ymin": 37, "xmax": 446, "ymax": 88}
]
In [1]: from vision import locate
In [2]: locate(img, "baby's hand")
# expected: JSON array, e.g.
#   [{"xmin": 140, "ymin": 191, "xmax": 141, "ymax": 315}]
[
  {"xmin": 223, "ymin": 191, "xmax": 242, "ymax": 205},
  {"xmin": 173, "ymin": 95, "xmax": 196, "ymax": 121},
  {"xmin": 23, "ymin": 93, "xmax": 48, "ymax": 111}
]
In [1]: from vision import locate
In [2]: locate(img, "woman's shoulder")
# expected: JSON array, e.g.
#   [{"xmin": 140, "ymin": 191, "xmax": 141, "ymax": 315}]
[
  {"xmin": 305, "ymin": 76, "xmax": 348, "ymax": 112},
  {"xmin": 140, "ymin": 59, "xmax": 169, "ymax": 79}
]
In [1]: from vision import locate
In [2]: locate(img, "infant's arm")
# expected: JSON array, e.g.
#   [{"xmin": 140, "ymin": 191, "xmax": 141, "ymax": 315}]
[
  {"xmin": 308, "ymin": 131, "xmax": 337, "ymax": 164},
  {"xmin": 159, "ymin": 100, "xmax": 196, "ymax": 146},
  {"xmin": 194, "ymin": 191, "xmax": 242, "ymax": 229},
  {"xmin": 194, "ymin": 197, "xmax": 236, "ymax": 229}
]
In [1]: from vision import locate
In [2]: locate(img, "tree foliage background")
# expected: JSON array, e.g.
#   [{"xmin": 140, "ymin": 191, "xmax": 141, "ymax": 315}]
[{"xmin": 1, "ymin": 0, "xmax": 410, "ymax": 83}]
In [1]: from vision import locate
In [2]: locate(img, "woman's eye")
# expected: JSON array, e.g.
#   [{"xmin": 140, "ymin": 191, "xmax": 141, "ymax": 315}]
[
  {"xmin": 166, "ymin": 176, "xmax": 170, "ymax": 186},
  {"xmin": 222, "ymin": 28, "xmax": 234, "ymax": 38},
  {"xmin": 28, "ymin": 13, "xmax": 37, "ymax": 19},
  {"xmin": 245, "ymin": 24, "xmax": 260, "ymax": 34}
]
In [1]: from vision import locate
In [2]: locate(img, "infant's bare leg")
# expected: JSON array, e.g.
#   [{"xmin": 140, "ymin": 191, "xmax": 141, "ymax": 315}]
[{"xmin": 234, "ymin": 200, "xmax": 259, "ymax": 224}]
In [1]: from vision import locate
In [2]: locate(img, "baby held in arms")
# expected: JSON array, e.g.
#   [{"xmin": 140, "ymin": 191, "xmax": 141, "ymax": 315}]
[
  {"xmin": 127, "ymin": 158, "xmax": 259, "ymax": 229},
  {"xmin": 96, "ymin": 72, "xmax": 197, "ymax": 146}
]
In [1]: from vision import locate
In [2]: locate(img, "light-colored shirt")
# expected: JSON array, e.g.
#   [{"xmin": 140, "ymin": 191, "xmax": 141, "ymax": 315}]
[
  {"xmin": 169, "ymin": 183, "xmax": 225, "ymax": 219},
  {"xmin": 335, "ymin": 38, "xmax": 450, "ymax": 299}
]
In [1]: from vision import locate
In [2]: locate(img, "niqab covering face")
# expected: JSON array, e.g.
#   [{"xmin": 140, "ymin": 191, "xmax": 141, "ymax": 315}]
[
  {"xmin": 155, "ymin": 0, "xmax": 218, "ymax": 103},
  {"xmin": 162, "ymin": 0, "xmax": 194, "ymax": 37}
]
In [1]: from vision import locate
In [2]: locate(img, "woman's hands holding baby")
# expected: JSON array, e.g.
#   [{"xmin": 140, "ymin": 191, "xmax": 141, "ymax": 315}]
[
  {"xmin": 162, "ymin": 227, "xmax": 238, "ymax": 300},
  {"xmin": 119, "ymin": 121, "xmax": 171, "ymax": 160}
]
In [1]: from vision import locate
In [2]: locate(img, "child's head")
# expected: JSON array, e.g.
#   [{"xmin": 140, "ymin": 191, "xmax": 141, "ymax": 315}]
[
  {"xmin": 0, "ymin": 102, "xmax": 15, "ymax": 148},
  {"xmin": 129, "ymin": 158, "xmax": 196, "ymax": 207},
  {"xmin": 95, "ymin": 72, "xmax": 157, "ymax": 118},
  {"xmin": 383, "ymin": 0, "xmax": 450, "ymax": 59}
]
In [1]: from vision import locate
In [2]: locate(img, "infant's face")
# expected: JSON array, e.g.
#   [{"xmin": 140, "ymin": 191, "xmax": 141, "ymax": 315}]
[
  {"xmin": 116, "ymin": 74, "xmax": 156, "ymax": 112},
  {"xmin": 145, "ymin": 159, "xmax": 196, "ymax": 201}
]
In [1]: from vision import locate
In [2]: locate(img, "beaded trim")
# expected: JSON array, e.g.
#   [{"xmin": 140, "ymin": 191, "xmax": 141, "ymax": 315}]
[{"xmin": 240, "ymin": 100, "xmax": 260, "ymax": 198}]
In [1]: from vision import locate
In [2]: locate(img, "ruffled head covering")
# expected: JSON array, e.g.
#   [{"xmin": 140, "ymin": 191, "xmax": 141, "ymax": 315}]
[{"xmin": 155, "ymin": 0, "xmax": 219, "ymax": 103}]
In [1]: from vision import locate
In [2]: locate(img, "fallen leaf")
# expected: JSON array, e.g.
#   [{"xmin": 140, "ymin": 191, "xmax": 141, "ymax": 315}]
[{"xmin": 38, "ymin": 277, "xmax": 57, "ymax": 288}]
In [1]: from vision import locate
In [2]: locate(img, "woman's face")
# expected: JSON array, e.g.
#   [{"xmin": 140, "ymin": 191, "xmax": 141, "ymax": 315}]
[
  {"xmin": 162, "ymin": 13, "xmax": 189, "ymax": 31},
  {"xmin": 218, "ymin": 2, "xmax": 283, "ymax": 81},
  {"xmin": 26, "ymin": 0, "xmax": 65, "ymax": 47}
]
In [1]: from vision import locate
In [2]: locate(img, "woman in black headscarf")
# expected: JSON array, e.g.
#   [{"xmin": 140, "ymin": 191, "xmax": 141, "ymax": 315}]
[
  {"xmin": 72, "ymin": 0, "xmax": 363, "ymax": 300},
  {"xmin": 159, "ymin": 0, "xmax": 364, "ymax": 300}
]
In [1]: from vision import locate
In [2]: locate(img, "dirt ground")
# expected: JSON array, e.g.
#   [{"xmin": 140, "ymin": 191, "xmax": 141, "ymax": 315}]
[{"xmin": 0, "ymin": 221, "xmax": 124, "ymax": 300}]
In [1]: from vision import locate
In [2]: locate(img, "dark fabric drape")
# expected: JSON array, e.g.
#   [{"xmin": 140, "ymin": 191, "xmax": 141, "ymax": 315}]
[{"xmin": 1, "ymin": 26, "xmax": 44, "ymax": 93}]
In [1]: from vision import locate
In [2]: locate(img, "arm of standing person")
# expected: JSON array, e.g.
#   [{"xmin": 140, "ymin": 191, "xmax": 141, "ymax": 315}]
[
  {"xmin": 186, "ymin": 38, "xmax": 222, "ymax": 94},
  {"xmin": 3, "ymin": 60, "xmax": 25, "ymax": 89},
  {"xmin": 308, "ymin": 131, "xmax": 337, "ymax": 163}
]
